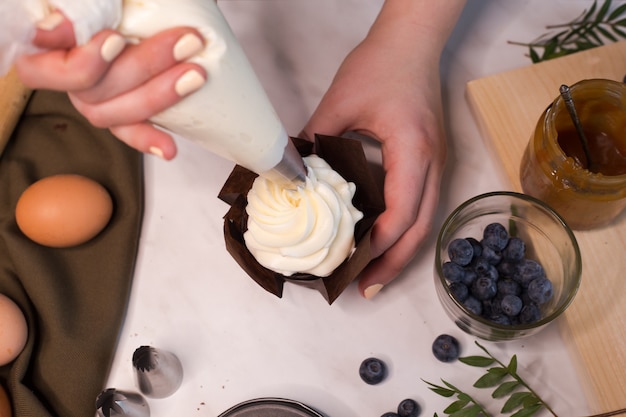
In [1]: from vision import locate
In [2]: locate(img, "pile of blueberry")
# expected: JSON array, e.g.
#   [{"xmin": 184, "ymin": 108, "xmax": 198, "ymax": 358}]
[{"xmin": 442, "ymin": 222, "xmax": 554, "ymax": 325}]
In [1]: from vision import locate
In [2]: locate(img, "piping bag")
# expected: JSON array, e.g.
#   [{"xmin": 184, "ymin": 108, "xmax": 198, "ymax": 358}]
[{"xmin": 0, "ymin": 0, "xmax": 307, "ymax": 187}]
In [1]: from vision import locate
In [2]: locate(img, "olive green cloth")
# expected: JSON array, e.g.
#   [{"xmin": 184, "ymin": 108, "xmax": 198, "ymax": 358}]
[{"xmin": 0, "ymin": 90, "xmax": 144, "ymax": 416}]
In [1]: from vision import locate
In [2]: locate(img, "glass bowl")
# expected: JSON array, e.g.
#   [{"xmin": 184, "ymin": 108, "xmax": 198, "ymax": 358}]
[{"xmin": 434, "ymin": 191, "xmax": 582, "ymax": 341}]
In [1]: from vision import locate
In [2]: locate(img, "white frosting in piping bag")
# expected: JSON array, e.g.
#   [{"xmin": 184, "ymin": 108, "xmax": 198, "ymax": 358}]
[{"xmin": 244, "ymin": 155, "xmax": 364, "ymax": 277}]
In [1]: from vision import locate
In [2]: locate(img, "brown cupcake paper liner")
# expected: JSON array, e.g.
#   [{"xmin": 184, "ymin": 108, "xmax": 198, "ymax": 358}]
[{"xmin": 218, "ymin": 134, "xmax": 385, "ymax": 304}]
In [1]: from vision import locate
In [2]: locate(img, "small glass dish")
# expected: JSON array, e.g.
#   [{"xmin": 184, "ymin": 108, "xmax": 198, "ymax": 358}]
[{"xmin": 434, "ymin": 191, "xmax": 582, "ymax": 341}]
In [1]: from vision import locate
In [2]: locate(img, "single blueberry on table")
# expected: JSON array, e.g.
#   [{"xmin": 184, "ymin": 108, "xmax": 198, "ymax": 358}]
[
  {"xmin": 482, "ymin": 222, "xmax": 509, "ymax": 251},
  {"xmin": 432, "ymin": 334, "xmax": 461, "ymax": 362},
  {"xmin": 527, "ymin": 277, "xmax": 554, "ymax": 305},
  {"xmin": 471, "ymin": 276, "xmax": 497, "ymax": 301},
  {"xmin": 449, "ymin": 282, "xmax": 469, "ymax": 302},
  {"xmin": 501, "ymin": 294, "xmax": 523, "ymax": 317},
  {"xmin": 397, "ymin": 398, "xmax": 421, "ymax": 417},
  {"xmin": 448, "ymin": 238, "xmax": 474, "ymax": 266},
  {"xmin": 381, "ymin": 413, "xmax": 400, "ymax": 417},
  {"xmin": 359, "ymin": 357, "xmax": 387, "ymax": 385},
  {"xmin": 502, "ymin": 237, "xmax": 526, "ymax": 262},
  {"xmin": 442, "ymin": 261, "xmax": 465, "ymax": 283}
]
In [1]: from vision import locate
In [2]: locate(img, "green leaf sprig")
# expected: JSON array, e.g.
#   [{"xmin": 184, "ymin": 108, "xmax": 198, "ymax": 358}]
[
  {"xmin": 508, "ymin": 0, "xmax": 626, "ymax": 63},
  {"xmin": 424, "ymin": 341, "xmax": 626, "ymax": 417}
]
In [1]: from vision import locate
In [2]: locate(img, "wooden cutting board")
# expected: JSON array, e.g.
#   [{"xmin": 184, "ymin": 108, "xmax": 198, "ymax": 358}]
[
  {"xmin": 467, "ymin": 41, "xmax": 626, "ymax": 414},
  {"xmin": 0, "ymin": 67, "xmax": 32, "ymax": 156}
]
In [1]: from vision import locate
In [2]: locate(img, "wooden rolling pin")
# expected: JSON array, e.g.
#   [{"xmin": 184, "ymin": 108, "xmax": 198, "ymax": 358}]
[{"xmin": 0, "ymin": 67, "xmax": 32, "ymax": 157}]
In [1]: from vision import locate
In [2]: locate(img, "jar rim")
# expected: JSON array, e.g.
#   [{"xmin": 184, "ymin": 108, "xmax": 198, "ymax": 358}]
[{"xmin": 544, "ymin": 78, "xmax": 626, "ymax": 188}]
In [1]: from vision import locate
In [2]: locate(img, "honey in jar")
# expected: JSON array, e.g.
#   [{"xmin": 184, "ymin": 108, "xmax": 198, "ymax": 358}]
[{"xmin": 520, "ymin": 79, "xmax": 626, "ymax": 230}]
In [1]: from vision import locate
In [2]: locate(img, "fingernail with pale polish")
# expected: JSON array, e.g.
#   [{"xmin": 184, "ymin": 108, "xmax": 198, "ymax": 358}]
[
  {"xmin": 37, "ymin": 12, "xmax": 64, "ymax": 31},
  {"xmin": 175, "ymin": 70, "xmax": 205, "ymax": 97},
  {"xmin": 149, "ymin": 146, "xmax": 165, "ymax": 159},
  {"xmin": 364, "ymin": 284, "xmax": 384, "ymax": 300},
  {"xmin": 100, "ymin": 34, "xmax": 127, "ymax": 62},
  {"xmin": 173, "ymin": 33, "xmax": 204, "ymax": 61}
]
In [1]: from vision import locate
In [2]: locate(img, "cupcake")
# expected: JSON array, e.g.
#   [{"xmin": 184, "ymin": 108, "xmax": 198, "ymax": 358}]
[{"xmin": 218, "ymin": 135, "xmax": 385, "ymax": 304}]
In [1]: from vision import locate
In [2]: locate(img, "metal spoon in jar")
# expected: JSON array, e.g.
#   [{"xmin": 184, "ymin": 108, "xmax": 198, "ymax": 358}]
[{"xmin": 559, "ymin": 84, "xmax": 595, "ymax": 170}]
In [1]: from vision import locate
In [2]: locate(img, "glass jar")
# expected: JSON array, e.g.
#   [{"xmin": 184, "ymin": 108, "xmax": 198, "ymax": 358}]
[{"xmin": 520, "ymin": 79, "xmax": 626, "ymax": 230}]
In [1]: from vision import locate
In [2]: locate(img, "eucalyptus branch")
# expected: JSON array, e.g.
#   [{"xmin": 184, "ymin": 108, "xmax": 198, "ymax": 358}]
[
  {"xmin": 424, "ymin": 340, "xmax": 626, "ymax": 417},
  {"xmin": 508, "ymin": 0, "xmax": 626, "ymax": 62},
  {"xmin": 422, "ymin": 378, "xmax": 492, "ymax": 417},
  {"xmin": 470, "ymin": 341, "xmax": 558, "ymax": 417}
]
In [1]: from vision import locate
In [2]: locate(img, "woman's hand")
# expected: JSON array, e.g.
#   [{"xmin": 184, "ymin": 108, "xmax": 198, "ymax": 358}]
[
  {"xmin": 302, "ymin": 0, "xmax": 465, "ymax": 299},
  {"xmin": 15, "ymin": 11, "xmax": 207, "ymax": 159}
]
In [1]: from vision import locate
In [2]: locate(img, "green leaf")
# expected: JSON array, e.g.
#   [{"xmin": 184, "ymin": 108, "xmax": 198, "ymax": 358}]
[
  {"xmin": 609, "ymin": 2, "xmax": 626, "ymax": 20},
  {"xmin": 423, "ymin": 380, "xmax": 456, "ymax": 398},
  {"xmin": 595, "ymin": 0, "xmax": 612, "ymax": 22},
  {"xmin": 501, "ymin": 392, "xmax": 534, "ymax": 413},
  {"xmin": 510, "ymin": 404, "xmax": 543, "ymax": 417},
  {"xmin": 457, "ymin": 393, "xmax": 473, "ymax": 403},
  {"xmin": 613, "ymin": 17, "xmax": 626, "ymax": 26},
  {"xmin": 611, "ymin": 25, "xmax": 626, "ymax": 38},
  {"xmin": 529, "ymin": 47, "xmax": 541, "ymax": 63},
  {"xmin": 492, "ymin": 380, "xmax": 520, "ymax": 398},
  {"xmin": 474, "ymin": 368, "xmax": 508, "ymax": 388},
  {"xmin": 507, "ymin": 355, "xmax": 518, "ymax": 374},
  {"xmin": 449, "ymin": 404, "xmax": 483, "ymax": 417},
  {"xmin": 459, "ymin": 356, "xmax": 495, "ymax": 367},
  {"xmin": 597, "ymin": 25, "xmax": 618, "ymax": 40},
  {"xmin": 444, "ymin": 399, "xmax": 470, "ymax": 414},
  {"xmin": 582, "ymin": 0, "xmax": 598, "ymax": 22}
]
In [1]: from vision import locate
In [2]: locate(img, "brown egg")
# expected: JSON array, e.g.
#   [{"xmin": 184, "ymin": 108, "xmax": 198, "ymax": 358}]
[
  {"xmin": 15, "ymin": 174, "xmax": 113, "ymax": 248},
  {"xmin": 0, "ymin": 293, "xmax": 28, "ymax": 367},
  {"xmin": 0, "ymin": 383, "xmax": 11, "ymax": 417}
]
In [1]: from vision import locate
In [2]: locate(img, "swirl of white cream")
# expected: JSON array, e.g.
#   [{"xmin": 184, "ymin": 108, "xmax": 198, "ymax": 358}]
[{"xmin": 244, "ymin": 155, "xmax": 364, "ymax": 277}]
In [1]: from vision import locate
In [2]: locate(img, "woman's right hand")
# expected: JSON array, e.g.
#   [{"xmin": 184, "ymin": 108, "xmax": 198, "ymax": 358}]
[{"xmin": 15, "ymin": 11, "xmax": 207, "ymax": 159}]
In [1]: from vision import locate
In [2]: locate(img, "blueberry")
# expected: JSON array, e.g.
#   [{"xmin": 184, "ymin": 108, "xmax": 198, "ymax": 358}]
[
  {"xmin": 519, "ymin": 304, "xmax": 541, "ymax": 324},
  {"xmin": 466, "ymin": 237, "xmax": 482, "ymax": 258},
  {"xmin": 463, "ymin": 296, "xmax": 483, "ymax": 316},
  {"xmin": 359, "ymin": 357, "xmax": 387, "ymax": 385},
  {"xmin": 482, "ymin": 295, "xmax": 504, "ymax": 318},
  {"xmin": 461, "ymin": 268, "xmax": 477, "ymax": 287},
  {"xmin": 515, "ymin": 259, "xmax": 545, "ymax": 288},
  {"xmin": 381, "ymin": 413, "xmax": 400, "ymax": 417},
  {"xmin": 397, "ymin": 399, "xmax": 421, "ymax": 417},
  {"xmin": 489, "ymin": 314, "xmax": 512, "ymax": 325},
  {"xmin": 527, "ymin": 278, "xmax": 554, "ymax": 305},
  {"xmin": 432, "ymin": 334, "xmax": 461, "ymax": 362},
  {"xmin": 497, "ymin": 261, "xmax": 519, "ymax": 279},
  {"xmin": 471, "ymin": 276, "xmax": 497, "ymax": 301},
  {"xmin": 482, "ymin": 223, "xmax": 509, "ymax": 251},
  {"xmin": 497, "ymin": 279, "xmax": 521, "ymax": 298},
  {"xmin": 480, "ymin": 244, "xmax": 502, "ymax": 265},
  {"xmin": 448, "ymin": 238, "xmax": 474, "ymax": 266},
  {"xmin": 474, "ymin": 258, "xmax": 499, "ymax": 281},
  {"xmin": 502, "ymin": 237, "xmax": 526, "ymax": 262},
  {"xmin": 449, "ymin": 282, "xmax": 469, "ymax": 302},
  {"xmin": 501, "ymin": 294, "xmax": 523, "ymax": 316},
  {"xmin": 442, "ymin": 261, "xmax": 465, "ymax": 283}
]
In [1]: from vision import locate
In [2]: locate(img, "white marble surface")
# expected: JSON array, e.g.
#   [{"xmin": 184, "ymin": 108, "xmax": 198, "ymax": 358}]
[{"xmin": 105, "ymin": 1, "xmax": 598, "ymax": 416}]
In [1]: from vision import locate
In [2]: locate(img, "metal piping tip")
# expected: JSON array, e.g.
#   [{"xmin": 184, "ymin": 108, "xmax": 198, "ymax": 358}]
[
  {"xmin": 261, "ymin": 137, "xmax": 307, "ymax": 189},
  {"xmin": 132, "ymin": 346, "xmax": 183, "ymax": 399},
  {"xmin": 96, "ymin": 389, "xmax": 150, "ymax": 417}
]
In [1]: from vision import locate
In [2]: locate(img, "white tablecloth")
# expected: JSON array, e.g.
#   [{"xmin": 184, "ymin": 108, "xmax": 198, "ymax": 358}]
[{"xmin": 105, "ymin": 1, "xmax": 595, "ymax": 416}]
